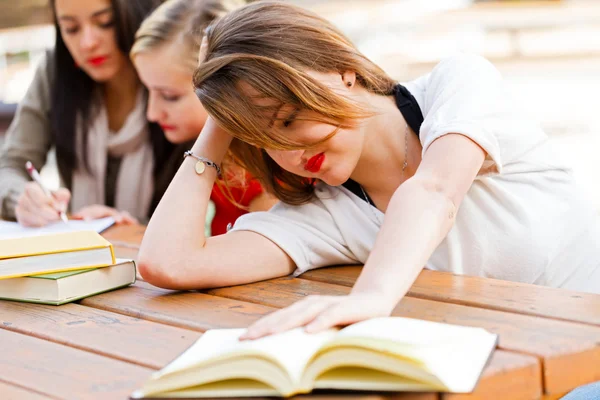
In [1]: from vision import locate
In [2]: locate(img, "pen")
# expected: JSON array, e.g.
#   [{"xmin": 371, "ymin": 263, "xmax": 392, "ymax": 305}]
[{"xmin": 25, "ymin": 161, "xmax": 69, "ymax": 223}]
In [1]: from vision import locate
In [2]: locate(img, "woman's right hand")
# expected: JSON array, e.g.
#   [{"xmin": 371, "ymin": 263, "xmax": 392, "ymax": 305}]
[{"xmin": 15, "ymin": 182, "xmax": 71, "ymax": 227}]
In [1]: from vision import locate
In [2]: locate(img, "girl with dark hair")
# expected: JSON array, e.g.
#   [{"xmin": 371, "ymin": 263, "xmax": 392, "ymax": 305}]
[
  {"xmin": 139, "ymin": 1, "xmax": 600, "ymax": 339},
  {"xmin": 0, "ymin": 0, "xmax": 183, "ymax": 226}
]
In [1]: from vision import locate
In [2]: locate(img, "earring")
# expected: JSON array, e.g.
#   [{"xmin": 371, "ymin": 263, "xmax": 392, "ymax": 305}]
[{"xmin": 346, "ymin": 81, "xmax": 352, "ymax": 87}]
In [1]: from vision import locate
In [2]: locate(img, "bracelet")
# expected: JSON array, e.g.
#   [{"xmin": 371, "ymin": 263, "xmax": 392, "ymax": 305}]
[{"xmin": 183, "ymin": 150, "xmax": 222, "ymax": 177}]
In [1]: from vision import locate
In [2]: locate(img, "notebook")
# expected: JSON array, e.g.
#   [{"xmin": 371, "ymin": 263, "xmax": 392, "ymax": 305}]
[
  {"xmin": 0, "ymin": 230, "xmax": 115, "ymax": 279},
  {"xmin": 131, "ymin": 317, "xmax": 498, "ymax": 398},
  {"xmin": 0, "ymin": 217, "xmax": 115, "ymax": 240},
  {"xmin": 0, "ymin": 259, "xmax": 136, "ymax": 305}
]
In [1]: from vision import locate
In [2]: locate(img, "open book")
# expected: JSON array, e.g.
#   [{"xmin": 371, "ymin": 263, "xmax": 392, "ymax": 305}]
[{"xmin": 132, "ymin": 317, "xmax": 498, "ymax": 398}]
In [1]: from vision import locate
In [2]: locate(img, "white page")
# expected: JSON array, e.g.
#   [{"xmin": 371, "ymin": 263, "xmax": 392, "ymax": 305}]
[
  {"xmin": 157, "ymin": 328, "xmax": 338, "ymax": 385},
  {"xmin": 0, "ymin": 217, "xmax": 115, "ymax": 240},
  {"xmin": 336, "ymin": 317, "xmax": 498, "ymax": 392},
  {"xmin": 336, "ymin": 317, "xmax": 485, "ymax": 345}
]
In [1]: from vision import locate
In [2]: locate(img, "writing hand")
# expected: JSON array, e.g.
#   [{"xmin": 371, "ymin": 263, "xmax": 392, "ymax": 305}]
[{"xmin": 15, "ymin": 183, "xmax": 70, "ymax": 227}]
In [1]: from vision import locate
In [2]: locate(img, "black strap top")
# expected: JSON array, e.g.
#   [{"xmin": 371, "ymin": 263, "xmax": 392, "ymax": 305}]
[{"xmin": 341, "ymin": 84, "xmax": 424, "ymax": 204}]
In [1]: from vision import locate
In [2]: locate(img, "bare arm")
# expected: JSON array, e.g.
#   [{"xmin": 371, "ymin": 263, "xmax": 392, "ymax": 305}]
[
  {"xmin": 138, "ymin": 118, "xmax": 294, "ymax": 290},
  {"xmin": 241, "ymin": 133, "xmax": 486, "ymax": 339},
  {"xmin": 351, "ymin": 133, "xmax": 485, "ymax": 304}
]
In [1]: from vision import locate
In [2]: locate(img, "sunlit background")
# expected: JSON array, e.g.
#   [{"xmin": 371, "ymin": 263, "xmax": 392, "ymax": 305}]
[{"xmin": 1, "ymin": 0, "xmax": 599, "ymax": 207}]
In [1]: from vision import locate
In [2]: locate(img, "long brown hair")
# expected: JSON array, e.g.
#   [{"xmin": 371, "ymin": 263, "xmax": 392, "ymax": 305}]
[
  {"xmin": 49, "ymin": 0, "xmax": 168, "ymax": 188},
  {"xmin": 193, "ymin": 1, "xmax": 396, "ymax": 205}
]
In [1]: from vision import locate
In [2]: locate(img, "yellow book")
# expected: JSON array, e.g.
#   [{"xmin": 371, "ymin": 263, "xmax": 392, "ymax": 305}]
[
  {"xmin": 131, "ymin": 317, "xmax": 498, "ymax": 398},
  {"xmin": 0, "ymin": 230, "xmax": 115, "ymax": 279}
]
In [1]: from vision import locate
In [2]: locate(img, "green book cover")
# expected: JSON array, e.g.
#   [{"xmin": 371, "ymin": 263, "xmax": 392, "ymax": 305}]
[
  {"xmin": 0, "ymin": 259, "xmax": 136, "ymax": 305},
  {"xmin": 29, "ymin": 268, "xmax": 98, "ymax": 280},
  {"xmin": 0, "ymin": 281, "xmax": 135, "ymax": 306}
]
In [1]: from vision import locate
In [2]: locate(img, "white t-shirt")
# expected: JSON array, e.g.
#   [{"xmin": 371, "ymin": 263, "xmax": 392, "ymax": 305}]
[{"xmin": 231, "ymin": 54, "xmax": 600, "ymax": 294}]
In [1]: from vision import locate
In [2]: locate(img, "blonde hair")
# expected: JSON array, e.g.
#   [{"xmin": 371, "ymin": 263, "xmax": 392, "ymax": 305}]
[
  {"xmin": 193, "ymin": 1, "xmax": 397, "ymax": 205},
  {"xmin": 131, "ymin": 0, "xmax": 243, "ymax": 70},
  {"xmin": 132, "ymin": 0, "xmax": 258, "ymax": 209}
]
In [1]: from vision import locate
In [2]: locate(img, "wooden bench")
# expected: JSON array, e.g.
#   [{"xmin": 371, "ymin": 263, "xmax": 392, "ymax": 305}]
[{"xmin": 1, "ymin": 224, "xmax": 599, "ymax": 399}]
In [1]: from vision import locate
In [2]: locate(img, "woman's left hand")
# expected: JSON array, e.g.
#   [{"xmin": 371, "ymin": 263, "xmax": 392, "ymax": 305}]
[
  {"xmin": 72, "ymin": 204, "xmax": 138, "ymax": 225},
  {"xmin": 240, "ymin": 292, "xmax": 396, "ymax": 340}
]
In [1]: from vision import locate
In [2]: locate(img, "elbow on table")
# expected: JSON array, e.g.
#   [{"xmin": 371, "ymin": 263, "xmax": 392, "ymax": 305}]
[
  {"xmin": 137, "ymin": 255, "xmax": 176, "ymax": 289},
  {"xmin": 136, "ymin": 247, "xmax": 192, "ymax": 289},
  {"xmin": 137, "ymin": 248, "xmax": 219, "ymax": 290}
]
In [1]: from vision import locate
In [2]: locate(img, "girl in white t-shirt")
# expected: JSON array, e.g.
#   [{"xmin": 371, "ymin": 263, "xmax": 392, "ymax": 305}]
[{"xmin": 138, "ymin": 1, "xmax": 600, "ymax": 339}]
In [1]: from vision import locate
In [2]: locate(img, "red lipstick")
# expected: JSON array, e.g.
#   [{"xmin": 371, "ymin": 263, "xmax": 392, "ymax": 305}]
[
  {"xmin": 160, "ymin": 124, "xmax": 177, "ymax": 131},
  {"xmin": 88, "ymin": 56, "xmax": 108, "ymax": 66},
  {"xmin": 304, "ymin": 153, "xmax": 325, "ymax": 173}
]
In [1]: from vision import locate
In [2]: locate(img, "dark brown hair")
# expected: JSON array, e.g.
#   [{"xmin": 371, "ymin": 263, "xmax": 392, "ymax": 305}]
[
  {"xmin": 193, "ymin": 1, "xmax": 396, "ymax": 204},
  {"xmin": 49, "ymin": 0, "xmax": 174, "ymax": 211}
]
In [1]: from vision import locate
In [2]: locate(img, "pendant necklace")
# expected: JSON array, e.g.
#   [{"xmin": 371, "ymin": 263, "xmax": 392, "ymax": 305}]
[{"xmin": 360, "ymin": 123, "xmax": 409, "ymax": 222}]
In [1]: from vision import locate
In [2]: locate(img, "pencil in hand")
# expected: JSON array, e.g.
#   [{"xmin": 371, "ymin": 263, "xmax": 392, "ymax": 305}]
[{"xmin": 25, "ymin": 161, "xmax": 69, "ymax": 223}]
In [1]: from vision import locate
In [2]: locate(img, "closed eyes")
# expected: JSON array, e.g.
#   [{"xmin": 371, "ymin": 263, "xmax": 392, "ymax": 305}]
[{"xmin": 283, "ymin": 108, "xmax": 299, "ymax": 128}]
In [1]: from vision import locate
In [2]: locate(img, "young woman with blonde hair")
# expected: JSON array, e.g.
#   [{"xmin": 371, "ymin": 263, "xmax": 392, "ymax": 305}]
[
  {"xmin": 139, "ymin": 1, "xmax": 600, "ymax": 339},
  {"xmin": 131, "ymin": 0, "xmax": 275, "ymax": 235}
]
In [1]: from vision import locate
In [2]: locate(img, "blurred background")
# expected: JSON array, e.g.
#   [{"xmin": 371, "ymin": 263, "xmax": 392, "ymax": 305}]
[{"xmin": 1, "ymin": 0, "xmax": 599, "ymax": 207}]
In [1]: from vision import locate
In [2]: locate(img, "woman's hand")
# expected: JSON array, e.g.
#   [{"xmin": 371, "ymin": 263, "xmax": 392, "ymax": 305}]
[
  {"xmin": 15, "ymin": 182, "xmax": 71, "ymax": 227},
  {"xmin": 239, "ymin": 292, "xmax": 396, "ymax": 340},
  {"xmin": 72, "ymin": 204, "xmax": 138, "ymax": 225}
]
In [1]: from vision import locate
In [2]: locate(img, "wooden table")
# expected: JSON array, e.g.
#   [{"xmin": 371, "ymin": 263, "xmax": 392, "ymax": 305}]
[{"xmin": 1, "ymin": 224, "xmax": 600, "ymax": 400}]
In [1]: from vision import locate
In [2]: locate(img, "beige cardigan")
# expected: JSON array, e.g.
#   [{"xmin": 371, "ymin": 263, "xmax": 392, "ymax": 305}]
[
  {"xmin": 0, "ymin": 51, "xmax": 188, "ymax": 221},
  {"xmin": 0, "ymin": 52, "xmax": 55, "ymax": 220}
]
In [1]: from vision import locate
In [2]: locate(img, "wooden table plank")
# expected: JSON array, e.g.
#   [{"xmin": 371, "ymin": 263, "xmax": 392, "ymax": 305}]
[
  {"xmin": 0, "ymin": 381, "xmax": 53, "ymax": 400},
  {"xmin": 300, "ymin": 266, "xmax": 600, "ymax": 326},
  {"xmin": 207, "ymin": 276, "xmax": 600, "ymax": 396},
  {"xmin": 101, "ymin": 224, "xmax": 145, "ymax": 246},
  {"xmin": 113, "ymin": 245, "xmax": 140, "ymax": 262},
  {"xmin": 0, "ymin": 301, "xmax": 199, "ymax": 369},
  {"xmin": 205, "ymin": 276, "xmax": 349, "ymax": 307},
  {"xmin": 80, "ymin": 280, "xmax": 277, "ymax": 332},
  {"xmin": 0, "ymin": 329, "xmax": 152, "ymax": 400}
]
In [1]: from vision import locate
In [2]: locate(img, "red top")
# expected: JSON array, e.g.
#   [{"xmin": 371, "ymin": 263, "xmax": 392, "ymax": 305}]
[{"xmin": 210, "ymin": 178, "xmax": 264, "ymax": 236}]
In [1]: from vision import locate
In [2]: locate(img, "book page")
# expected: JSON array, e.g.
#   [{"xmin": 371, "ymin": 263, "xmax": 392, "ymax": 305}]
[
  {"xmin": 0, "ymin": 217, "xmax": 115, "ymax": 240},
  {"xmin": 158, "ymin": 328, "xmax": 338, "ymax": 385},
  {"xmin": 335, "ymin": 317, "xmax": 497, "ymax": 392},
  {"xmin": 337, "ymin": 317, "xmax": 485, "ymax": 345}
]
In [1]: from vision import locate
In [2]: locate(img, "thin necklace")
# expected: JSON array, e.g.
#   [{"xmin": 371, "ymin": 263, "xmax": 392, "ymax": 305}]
[{"xmin": 360, "ymin": 123, "xmax": 410, "ymax": 221}]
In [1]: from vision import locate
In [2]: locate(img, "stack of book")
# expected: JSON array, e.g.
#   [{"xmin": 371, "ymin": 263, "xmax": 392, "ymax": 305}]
[{"xmin": 0, "ymin": 230, "xmax": 136, "ymax": 305}]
